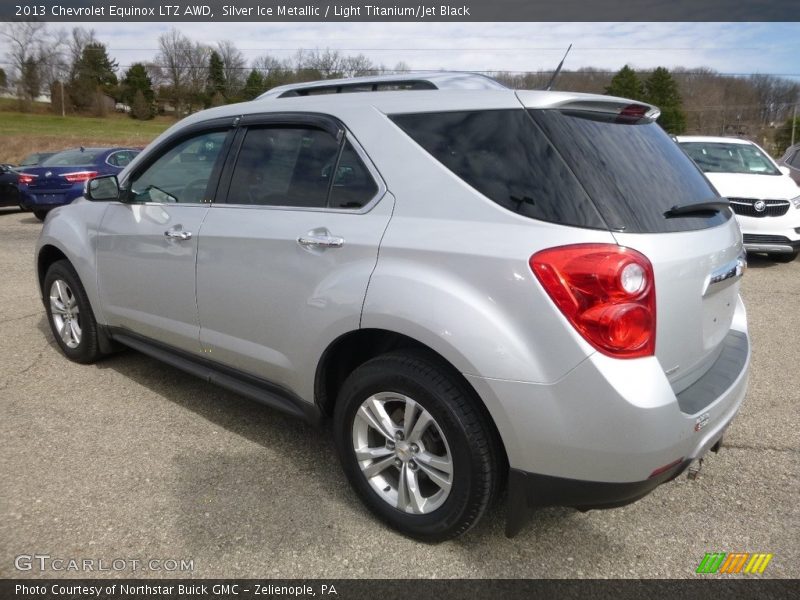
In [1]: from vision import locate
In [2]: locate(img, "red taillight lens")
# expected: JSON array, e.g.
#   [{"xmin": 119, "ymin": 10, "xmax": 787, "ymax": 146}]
[
  {"xmin": 18, "ymin": 173, "xmax": 36, "ymax": 185},
  {"xmin": 62, "ymin": 171, "xmax": 98, "ymax": 183},
  {"xmin": 530, "ymin": 244, "xmax": 656, "ymax": 359}
]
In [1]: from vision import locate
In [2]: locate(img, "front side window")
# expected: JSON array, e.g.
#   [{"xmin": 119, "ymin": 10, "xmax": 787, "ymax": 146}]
[
  {"xmin": 129, "ymin": 131, "xmax": 227, "ymax": 204},
  {"xmin": 680, "ymin": 141, "xmax": 780, "ymax": 175},
  {"xmin": 226, "ymin": 127, "xmax": 378, "ymax": 209}
]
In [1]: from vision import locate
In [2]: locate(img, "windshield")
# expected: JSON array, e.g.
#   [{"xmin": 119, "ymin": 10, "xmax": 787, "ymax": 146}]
[
  {"xmin": 680, "ymin": 142, "xmax": 780, "ymax": 175},
  {"xmin": 41, "ymin": 149, "xmax": 105, "ymax": 167}
]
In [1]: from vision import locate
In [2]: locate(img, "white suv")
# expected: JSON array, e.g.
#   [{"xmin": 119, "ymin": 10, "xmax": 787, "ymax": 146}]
[
  {"xmin": 36, "ymin": 73, "xmax": 750, "ymax": 541},
  {"xmin": 678, "ymin": 136, "xmax": 800, "ymax": 262}
]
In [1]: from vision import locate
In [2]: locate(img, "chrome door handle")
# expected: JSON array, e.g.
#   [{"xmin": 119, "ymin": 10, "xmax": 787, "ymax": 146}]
[
  {"xmin": 297, "ymin": 235, "xmax": 344, "ymax": 249},
  {"xmin": 164, "ymin": 229, "xmax": 192, "ymax": 240}
]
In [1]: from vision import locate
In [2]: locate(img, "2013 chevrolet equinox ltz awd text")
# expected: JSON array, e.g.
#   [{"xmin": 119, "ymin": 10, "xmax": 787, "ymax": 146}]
[{"xmin": 35, "ymin": 73, "xmax": 750, "ymax": 541}]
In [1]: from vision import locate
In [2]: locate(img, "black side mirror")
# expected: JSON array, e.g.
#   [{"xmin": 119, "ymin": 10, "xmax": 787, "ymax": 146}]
[{"xmin": 86, "ymin": 175, "xmax": 120, "ymax": 201}]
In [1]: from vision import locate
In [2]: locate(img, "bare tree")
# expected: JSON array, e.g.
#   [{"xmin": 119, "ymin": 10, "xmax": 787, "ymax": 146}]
[
  {"xmin": 0, "ymin": 22, "xmax": 66, "ymax": 106},
  {"xmin": 340, "ymin": 54, "xmax": 378, "ymax": 78},
  {"xmin": 216, "ymin": 40, "xmax": 246, "ymax": 96}
]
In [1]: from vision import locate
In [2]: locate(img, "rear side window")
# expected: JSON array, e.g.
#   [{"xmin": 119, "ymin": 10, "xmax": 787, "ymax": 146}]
[
  {"xmin": 227, "ymin": 127, "xmax": 379, "ymax": 209},
  {"xmin": 390, "ymin": 110, "xmax": 605, "ymax": 229},
  {"xmin": 529, "ymin": 110, "xmax": 729, "ymax": 233}
]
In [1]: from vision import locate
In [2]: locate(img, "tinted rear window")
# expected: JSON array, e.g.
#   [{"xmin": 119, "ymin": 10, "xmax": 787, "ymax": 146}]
[
  {"xmin": 528, "ymin": 110, "xmax": 729, "ymax": 233},
  {"xmin": 390, "ymin": 110, "xmax": 606, "ymax": 229},
  {"xmin": 42, "ymin": 149, "xmax": 105, "ymax": 167}
]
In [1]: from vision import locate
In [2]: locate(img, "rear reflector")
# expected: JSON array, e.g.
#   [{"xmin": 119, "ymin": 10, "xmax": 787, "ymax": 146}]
[
  {"xmin": 649, "ymin": 458, "xmax": 684, "ymax": 479},
  {"xmin": 530, "ymin": 244, "xmax": 656, "ymax": 358}
]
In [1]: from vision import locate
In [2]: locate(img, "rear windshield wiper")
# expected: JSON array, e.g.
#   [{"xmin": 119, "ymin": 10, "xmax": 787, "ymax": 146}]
[{"xmin": 664, "ymin": 199, "xmax": 730, "ymax": 218}]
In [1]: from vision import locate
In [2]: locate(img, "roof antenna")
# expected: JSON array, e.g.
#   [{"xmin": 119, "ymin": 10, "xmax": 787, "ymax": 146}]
[{"xmin": 544, "ymin": 44, "xmax": 573, "ymax": 91}]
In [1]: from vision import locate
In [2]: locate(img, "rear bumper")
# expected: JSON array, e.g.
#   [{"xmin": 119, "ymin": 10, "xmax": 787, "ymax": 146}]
[
  {"xmin": 506, "ymin": 458, "xmax": 693, "ymax": 536},
  {"xmin": 19, "ymin": 190, "xmax": 80, "ymax": 211}
]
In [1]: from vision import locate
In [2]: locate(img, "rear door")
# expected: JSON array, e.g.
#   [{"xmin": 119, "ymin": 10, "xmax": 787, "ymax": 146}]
[
  {"xmin": 520, "ymin": 96, "xmax": 744, "ymax": 392},
  {"xmin": 96, "ymin": 127, "xmax": 233, "ymax": 353},
  {"xmin": 195, "ymin": 115, "xmax": 392, "ymax": 399}
]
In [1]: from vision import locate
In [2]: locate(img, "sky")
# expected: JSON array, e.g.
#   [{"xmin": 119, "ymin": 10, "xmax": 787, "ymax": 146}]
[{"xmin": 3, "ymin": 21, "xmax": 800, "ymax": 79}]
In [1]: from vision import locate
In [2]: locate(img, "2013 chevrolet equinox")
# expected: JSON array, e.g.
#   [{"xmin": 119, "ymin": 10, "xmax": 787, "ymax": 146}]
[{"xmin": 35, "ymin": 73, "xmax": 750, "ymax": 541}]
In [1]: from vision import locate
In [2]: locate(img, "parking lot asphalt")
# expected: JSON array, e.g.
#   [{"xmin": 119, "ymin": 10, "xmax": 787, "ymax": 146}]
[{"xmin": 0, "ymin": 207, "xmax": 797, "ymax": 579}]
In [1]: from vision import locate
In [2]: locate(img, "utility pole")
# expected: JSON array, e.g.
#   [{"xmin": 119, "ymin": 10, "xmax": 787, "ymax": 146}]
[
  {"xmin": 792, "ymin": 100, "xmax": 797, "ymax": 148},
  {"xmin": 60, "ymin": 80, "xmax": 65, "ymax": 117}
]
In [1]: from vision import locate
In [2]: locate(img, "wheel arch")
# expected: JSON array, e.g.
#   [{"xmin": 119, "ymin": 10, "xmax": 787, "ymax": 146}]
[{"xmin": 314, "ymin": 327, "xmax": 509, "ymax": 470}]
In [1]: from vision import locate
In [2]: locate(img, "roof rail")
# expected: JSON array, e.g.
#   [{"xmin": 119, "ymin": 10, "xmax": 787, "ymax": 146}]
[{"xmin": 256, "ymin": 71, "xmax": 507, "ymax": 100}]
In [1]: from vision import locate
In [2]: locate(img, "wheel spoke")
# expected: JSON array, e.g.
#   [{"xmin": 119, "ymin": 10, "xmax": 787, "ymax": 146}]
[
  {"xmin": 55, "ymin": 281, "xmax": 69, "ymax": 306},
  {"xmin": 355, "ymin": 445, "xmax": 393, "ymax": 462},
  {"xmin": 405, "ymin": 467, "xmax": 426, "ymax": 514},
  {"xmin": 50, "ymin": 297, "xmax": 67, "ymax": 315},
  {"xmin": 59, "ymin": 321, "xmax": 73, "ymax": 345},
  {"xmin": 69, "ymin": 320, "xmax": 81, "ymax": 343},
  {"xmin": 415, "ymin": 459, "xmax": 452, "ymax": 493},
  {"xmin": 415, "ymin": 450, "xmax": 453, "ymax": 475},
  {"xmin": 407, "ymin": 410, "xmax": 433, "ymax": 443},
  {"xmin": 357, "ymin": 399, "xmax": 397, "ymax": 441},
  {"xmin": 361, "ymin": 454, "xmax": 395, "ymax": 479},
  {"xmin": 402, "ymin": 397, "xmax": 419, "ymax": 439},
  {"xmin": 396, "ymin": 464, "xmax": 410, "ymax": 511}
]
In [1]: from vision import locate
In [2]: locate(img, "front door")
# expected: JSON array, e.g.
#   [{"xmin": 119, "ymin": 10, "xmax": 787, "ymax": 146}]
[{"xmin": 96, "ymin": 129, "xmax": 231, "ymax": 353}]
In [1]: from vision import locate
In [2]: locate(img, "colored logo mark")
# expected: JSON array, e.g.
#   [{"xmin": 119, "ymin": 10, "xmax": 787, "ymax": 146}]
[{"xmin": 696, "ymin": 552, "xmax": 773, "ymax": 574}]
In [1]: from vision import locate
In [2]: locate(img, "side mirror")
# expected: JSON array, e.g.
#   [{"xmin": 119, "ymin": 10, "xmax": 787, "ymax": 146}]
[
  {"xmin": 779, "ymin": 165, "xmax": 791, "ymax": 177},
  {"xmin": 86, "ymin": 175, "xmax": 120, "ymax": 201}
]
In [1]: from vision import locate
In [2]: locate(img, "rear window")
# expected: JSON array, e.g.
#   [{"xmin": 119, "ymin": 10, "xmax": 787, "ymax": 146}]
[
  {"xmin": 528, "ymin": 109, "xmax": 729, "ymax": 233},
  {"xmin": 41, "ymin": 149, "xmax": 105, "ymax": 167},
  {"xmin": 392, "ymin": 109, "xmax": 728, "ymax": 233},
  {"xmin": 390, "ymin": 110, "xmax": 606, "ymax": 229}
]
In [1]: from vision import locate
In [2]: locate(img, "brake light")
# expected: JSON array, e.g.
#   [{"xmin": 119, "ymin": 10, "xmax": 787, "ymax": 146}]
[
  {"xmin": 62, "ymin": 171, "xmax": 98, "ymax": 183},
  {"xmin": 18, "ymin": 173, "xmax": 37, "ymax": 185},
  {"xmin": 530, "ymin": 244, "xmax": 656, "ymax": 358}
]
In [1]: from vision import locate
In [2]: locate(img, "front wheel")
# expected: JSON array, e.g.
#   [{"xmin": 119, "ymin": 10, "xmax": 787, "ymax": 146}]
[
  {"xmin": 43, "ymin": 260, "xmax": 103, "ymax": 364},
  {"xmin": 334, "ymin": 351, "xmax": 502, "ymax": 542}
]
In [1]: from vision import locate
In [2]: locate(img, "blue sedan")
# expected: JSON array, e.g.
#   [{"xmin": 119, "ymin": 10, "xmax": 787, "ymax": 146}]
[{"xmin": 18, "ymin": 147, "xmax": 139, "ymax": 220}]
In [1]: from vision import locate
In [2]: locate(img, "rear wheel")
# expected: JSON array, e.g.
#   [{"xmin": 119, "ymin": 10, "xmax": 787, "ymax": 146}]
[
  {"xmin": 43, "ymin": 260, "xmax": 103, "ymax": 364},
  {"xmin": 772, "ymin": 251, "xmax": 798, "ymax": 263},
  {"xmin": 33, "ymin": 209, "xmax": 48, "ymax": 221},
  {"xmin": 334, "ymin": 351, "xmax": 502, "ymax": 542}
]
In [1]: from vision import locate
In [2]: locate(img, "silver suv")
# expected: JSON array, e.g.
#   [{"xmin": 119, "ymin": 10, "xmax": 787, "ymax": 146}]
[{"xmin": 36, "ymin": 73, "xmax": 750, "ymax": 541}]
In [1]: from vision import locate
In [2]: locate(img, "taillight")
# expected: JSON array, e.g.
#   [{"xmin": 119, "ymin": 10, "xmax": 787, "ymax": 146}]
[
  {"xmin": 18, "ymin": 173, "xmax": 37, "ymax": 185},
  {"xmin": 530, "ymin": 244, "xmax": 656, "ymax": 359},
  {"xmin": 62, "ymin": 171, "xmax": 98, "ymax": 183}
]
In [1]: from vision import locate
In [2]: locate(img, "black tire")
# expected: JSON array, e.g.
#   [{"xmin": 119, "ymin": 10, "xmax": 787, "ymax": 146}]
[
  {"xmin": 43, "ymin": 260, "xmax": 103, "ymax": 364},
  {"xmin": 772, "ymin": 251, "xmax": 798, "ymax": 263},
  {"xmin": 333, "ymin": 350, "xmax": 503, "ymax": 542},
  {"xmin": 33, "ymin": 209, "xmax": 48, "ymax": 221}
]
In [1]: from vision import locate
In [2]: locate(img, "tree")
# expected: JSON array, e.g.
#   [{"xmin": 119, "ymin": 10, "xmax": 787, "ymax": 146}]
[
  {"xmin": 121, "ymin": 64, "xmax": 155, "ymax": 119},
  {"xmin": 207, "ymin": 50, "xmax": 226, "ymax": 99},
  {"xmin": 216, "ymin": 40, "xmax": 246, "ymax": 97},
  {"xmin": 1, "ymin": 22, "xmax": 66, "ymax": 106},
  {"xmin": 644, "ymin": 67, "xmax": 687, "ymax": 134},
  {"xmin": 20, "ymin": 57, "xmax": 40, "ymax": 106},
  {"xmin": 241, "ymin": 69, "xmax": 264, "ymax": 100},
  {"xmin": 131, "ymin": 89, "xmax": 153, "ymax": 120},
  {"xmin": 775, "ymin": 116, "xmax": 800, "ymax": 155},
  {"xmin": 605, "ymin": 65, "xmax": 644, "ymax": 100},
  {"xmin": 68, "ymin": 42, "xmax": 118, "ymax": 112},
  {"xmin": 0, "ymin": 67, "xmax": 6, "ymax": 90}
]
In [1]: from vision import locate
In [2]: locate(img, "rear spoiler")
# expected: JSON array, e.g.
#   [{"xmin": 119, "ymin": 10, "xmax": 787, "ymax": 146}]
[{"xmin": 516, "ymin": 91, "xmax": 661, "ymax": 122}]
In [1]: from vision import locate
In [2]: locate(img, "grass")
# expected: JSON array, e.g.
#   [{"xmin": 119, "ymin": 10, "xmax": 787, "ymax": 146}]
[{"xmin": 0, "ymin": 105, "xmax": 173, "ymax": 164}]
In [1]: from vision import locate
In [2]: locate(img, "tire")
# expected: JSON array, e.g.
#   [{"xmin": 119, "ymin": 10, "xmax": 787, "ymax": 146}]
[
  {"xmin": 772, "ymin": 251, "xmax": 798, "ymax": 263},
  {"xmin": 334, "ymin": 351, "xmax": 502, "ymax": 542},
  {"xmin": 43, "ymin": 260, "xmax": 103, "ymax": 364},
  {"xmin": 33, "ymin": 210, "xmax": 48, "ymax": 221}
]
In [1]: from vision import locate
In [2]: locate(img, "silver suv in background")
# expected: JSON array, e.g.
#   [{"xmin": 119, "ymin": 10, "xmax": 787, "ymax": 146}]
[{"xmin": 36, "ymin": 73, "xmax": 750, "ymax": 541}]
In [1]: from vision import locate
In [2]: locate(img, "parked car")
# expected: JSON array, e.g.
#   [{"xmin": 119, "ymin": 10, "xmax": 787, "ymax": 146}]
[
  {"xmin": 678, "ymin": 136, "xmax": 800, "ymax": 262},
  {"xmin": 36, "ymin": 73, "xmax": 750, "ymax": 541},
  {"xmin": 0, "ymin": 164, "xmax": 21, "ymax": 208},
  {"xmin": 18, "ymin": 151, "xmax": 56, "ymax": 167},
  {"xmin": 19, "ymin": 147, "xmax": 140, "ymax": 220},
  {"xmin": 779, "ymin": 142, "xmax": 800, "ymax": 185}
]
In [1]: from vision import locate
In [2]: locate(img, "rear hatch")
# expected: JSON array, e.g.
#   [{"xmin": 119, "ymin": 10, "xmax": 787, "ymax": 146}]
[{"xmin": 517, "ymin": 92, "xmax": 743, "ymax": 392}]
